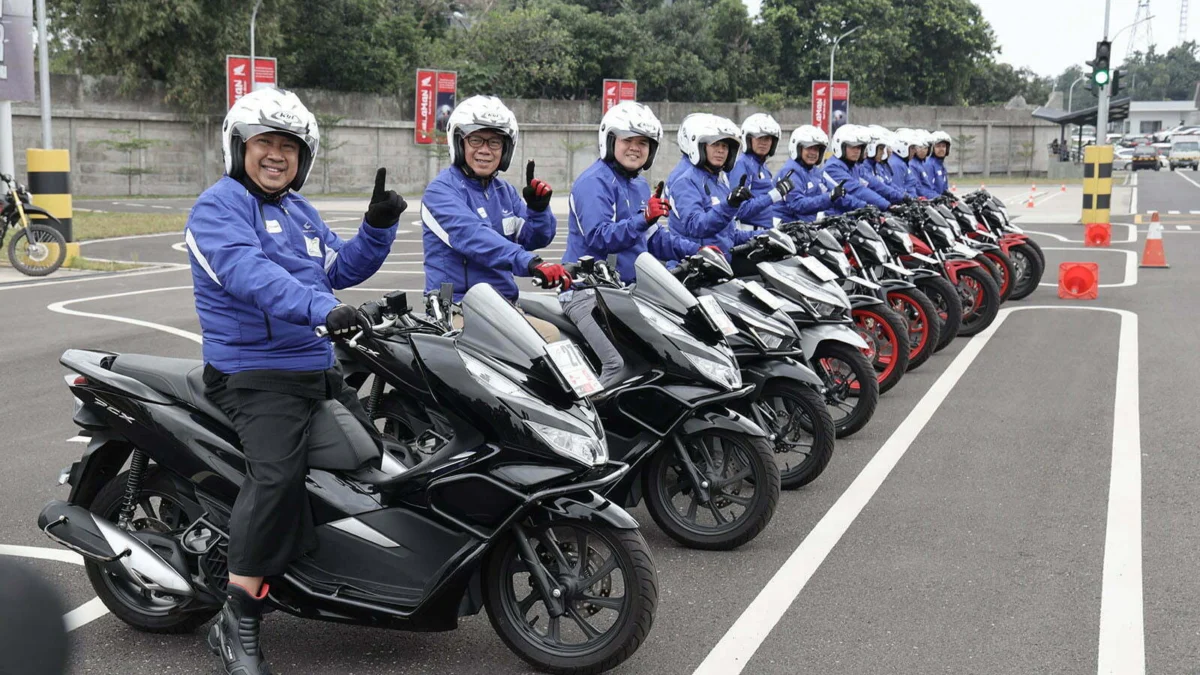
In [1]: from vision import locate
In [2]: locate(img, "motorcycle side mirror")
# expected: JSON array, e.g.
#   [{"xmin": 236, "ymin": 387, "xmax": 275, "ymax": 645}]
[
  {"xmin": 606, "ymin": 254, "xmax": 618, "ymax": 269},
  {"xmin": 579, "ymin": 256, "xmax": 595, "ymax": 273},
  {"xmin": 383, "ymin": 291, "xmax": 409, "ymax": 316},
  {"xmin": 439, "ymin": 282, "xmax": 453, "ymax": 304}
]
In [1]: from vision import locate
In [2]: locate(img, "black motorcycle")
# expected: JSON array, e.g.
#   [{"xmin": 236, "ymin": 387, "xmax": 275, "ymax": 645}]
[{"xmin": 39, "ymin": 284, "xmax": 658, "ymax": 674}]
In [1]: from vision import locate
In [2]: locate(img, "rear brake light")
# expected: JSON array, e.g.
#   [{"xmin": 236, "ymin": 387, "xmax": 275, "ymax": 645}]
[{"xmin": 64, "ymin": 374, "xmax": 87, "ymax": 386}]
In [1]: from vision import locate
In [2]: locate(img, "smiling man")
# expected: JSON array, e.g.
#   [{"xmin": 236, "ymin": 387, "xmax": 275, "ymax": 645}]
[{"xmin": 184, "ymin": 87, "xmax": 406, "ymax": 675}]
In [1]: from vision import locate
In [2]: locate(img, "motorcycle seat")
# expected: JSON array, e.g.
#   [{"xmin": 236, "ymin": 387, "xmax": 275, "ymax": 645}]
[
  {"xmin": 109, "ymin": 354, "xmax": 380, "ymax": 473},
  {"xmin": 516, "ymin": 293, "xmax": 583, "ymax": 340}
]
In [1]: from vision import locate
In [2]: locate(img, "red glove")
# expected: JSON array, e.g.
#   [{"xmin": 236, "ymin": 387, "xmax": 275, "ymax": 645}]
[
  {"xmin": 528, "ymin": 260, "xmax": 572, "ymax": 290},
  {"xmin": 646, "ymin": 181, "xmax": 671, "ymax": 225},
  {"xmin": 522, "ymin": 160, "xmax": 553, "ymax": 212}
]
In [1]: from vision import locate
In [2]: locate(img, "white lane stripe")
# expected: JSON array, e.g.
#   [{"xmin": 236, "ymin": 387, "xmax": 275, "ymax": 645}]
[
  {"xmin": 0, "ymin": 544, "xmax": 84, "ymax": 565},
  {"xmin": 1178, "ymin": 225, "xmax": 1193, "ymax": 230},
  {"xmin": 1190, "ymin": 211, "xmax": 1200, "ymax": 215},
  {"xmin": 0, "ymin": 265, "xmax": 188, "ymax": 293},
  {"xmin": 64, "ymin": 598, "xmax": 110, "ymax": 632},
  {"xmin": 67, "ymin": 435, "xmax": 88, "ymax": 443},
  {"xmin": 1129, "ymin": 173, "xmax": 1138, "ymax": 215},
  {"xmin": 1036, "ymin": 247, "xmax": 1137, "ymax": 288},
  {"xmin": 47, "ymin": 286, "xmax": 202, "ymax": 344},
  {"xmin": 1168, "ymin": 210, "xmax": 1181, "ymax": 215},
  {"xmin": 1024, "ymin": 224, "xmax": 1137, "ymax": 244},
  {"xmin": 1173, "ymin": 169, "xmax": 1200, "ymax": 191},
  {"xmin": 78, "ymin": 231, "xmax": 183, "ymax": 245},
  {"xmin": 693, "ymin": 306, "xmax": 1142, "ymax": 675}
]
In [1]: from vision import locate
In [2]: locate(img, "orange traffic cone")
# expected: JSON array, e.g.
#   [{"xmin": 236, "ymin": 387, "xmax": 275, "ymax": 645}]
[
  {"xmin": 1025, "ymin": 194, "xmax": 1035, "ymax": 208},
  {"xmin": 951, "ymin": 183, "xmax": 957, "ymax": 192},
  {"xmin": 980, "ymin": 183, "xmax": 986, "ymax": 190},
  {"xmin": 1085, "ymin": 223, "xmax": 1111, "ymax": 247},
  {"xmin": 1031, "ymin": 183, "xmax": 1037, "ymax": 192},
  {"xmin": 1140, "ymin": 217, "xmax": 1169, "ymax": 268},
  {"xmin": 1060, "ymin": 184, "xmax": 1067, "ymax": 192},
  {"xmin": 1058, "ymin": 262, "xmax": 1099, "ymax": 299}
]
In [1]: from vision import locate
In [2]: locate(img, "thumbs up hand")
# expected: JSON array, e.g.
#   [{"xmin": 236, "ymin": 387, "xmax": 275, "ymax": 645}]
[{"xmin": 521, "ymin": 160, "xmax": 553, "ymax": 212}]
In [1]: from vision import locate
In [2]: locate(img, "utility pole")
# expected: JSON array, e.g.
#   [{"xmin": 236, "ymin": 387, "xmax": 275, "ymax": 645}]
[
  {"xmin": 250, "ymin": 0, "xmax": 263, "ymax": 91},
  {"xmin": 1097, "ymin": 0, "xmax": 1113, "ymax": 140},
  {"xmin": 828, "ymin": 26, "xmax": 861, "ymax": 135},
  {"xmin": 35, "ymin": 0, "xmax": 50, "ymax": 147}
]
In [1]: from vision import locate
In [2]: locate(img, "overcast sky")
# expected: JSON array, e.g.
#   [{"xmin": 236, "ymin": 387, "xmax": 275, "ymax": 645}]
[{"xmin": 740, "ymin": 0, "xmax": 1196, "ymax": 78}]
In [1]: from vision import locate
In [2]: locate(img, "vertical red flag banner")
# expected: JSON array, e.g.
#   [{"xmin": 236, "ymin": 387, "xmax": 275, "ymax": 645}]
[
  {"xmin": 415, "ymin": 69, "xmax": 437, "ymax": 145},
  {"xmin": 226, "ymin": 56, "xmax": 279, "ymax": 110},
  {"xmin": 811, "ymin": 80, "xmax": 851, "ymax": 135},
  {"xmin": 434, "ymin": 72, "xmax": 458, "ymax": 143},
  {"xmin": 601, "ymin": 79, "xmax": 638, "ymax": 114}
]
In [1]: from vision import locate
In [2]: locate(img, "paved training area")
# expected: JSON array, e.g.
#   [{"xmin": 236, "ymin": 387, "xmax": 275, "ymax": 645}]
[{"xmin": 3, "ymin": 172, "xmax": 1197, "ymax": 674}]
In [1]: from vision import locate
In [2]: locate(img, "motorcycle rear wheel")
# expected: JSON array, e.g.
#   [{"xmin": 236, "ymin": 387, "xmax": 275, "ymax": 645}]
[
  {"xmin": 955, "ymin": 267, "xmax": 1001, "ymax": 337},
  {"xmin": 758, "ymin": 379, "xmax": 836, "ymax": 489},
  {"xmin": 1006, "ymin": 243, "xmax": 1045, "ymax": 301},
  {"xmin": 887, "ymin": 288, "xmax": 941, "ymax": 372},
  {"xmin": 852, "ymin": 305, "xmax": 910, "ymax": 394},
  {"xmin": 812, "ymin": 341, "xmax": 879, "ymax": 438},
  {"xmin": 916, "ymin": 276, "xmax": 963, "ymax": 352}
]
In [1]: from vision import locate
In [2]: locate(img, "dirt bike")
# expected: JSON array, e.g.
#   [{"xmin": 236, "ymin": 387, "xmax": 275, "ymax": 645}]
[{"xmin": 0, "ymin": 173, "xmax": 67, "ymax": 276}]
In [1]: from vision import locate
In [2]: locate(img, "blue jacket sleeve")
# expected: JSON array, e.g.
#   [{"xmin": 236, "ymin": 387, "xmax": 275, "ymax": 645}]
[
  {"xmin": 863, "ymin": 168, "xmax": 906, "ymax": 204},
  {"xmin": 931, "ymin": 159, "xmax": 949, "ymax": 193},
  {"xmin": 668, "ymin": 174, "xmax": 738, "ymax": 239},
  {"xmin": 731, "ymin": 226, "xmax": 758, "ymax": 246},
  {"xmin": 509, "ymin": 183, "xmax": 556, "ymax": 251},
  {"xmin": 569, "ymin": 176, "xmax": 649, "ymax": 253},
  {"xmin": 777, "ymin": 190, "xmax": 833, "ymax": 220},
  {"xmin": 319, "ymin": 216, "xmax": 397, "ymax": 290},
  {"xmin": 186, "ymin": 194, "xmax": 338, "ymax": 328},
  {"xmin": 646, "ymin": 223, "xmax": 700, "ymax": 261},
  {"xmin": 420, "ymin": 180, "xmax": 538, "ymax": 276},
  {"xmin": 821, "ymin": 167, "xmax": 870, "ymax": 211}
]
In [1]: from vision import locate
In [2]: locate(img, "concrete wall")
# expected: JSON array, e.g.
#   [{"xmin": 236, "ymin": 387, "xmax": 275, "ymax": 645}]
[{"xmin": 15, "ymin": 75, "xmax": 1059, "ymax": 197}]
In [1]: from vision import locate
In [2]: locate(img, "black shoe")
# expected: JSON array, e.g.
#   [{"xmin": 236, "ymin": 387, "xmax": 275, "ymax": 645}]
[{"xmin": 207, "ymin": 583, "xmax": 273, "ymax": 675}]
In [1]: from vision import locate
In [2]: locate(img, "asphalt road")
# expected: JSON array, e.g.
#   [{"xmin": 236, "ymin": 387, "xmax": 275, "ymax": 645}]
[{"xmin": 3, "ymin": 177, "xmax": 1199, "ymax": 674}]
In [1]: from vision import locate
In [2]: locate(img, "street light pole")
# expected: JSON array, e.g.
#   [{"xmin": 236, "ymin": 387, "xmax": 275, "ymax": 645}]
[
  {"xmin": 250, "ymin": 0, "xmax": 263, "ymax": 91},
  {"xmin": 36, "ymin": 0, "xmax": 51, "ymax": 148},
  {"xmin": 828, "ymin": 25, "xmax": 862, "ymax": 135},
  {"xmin": 1068, "ymin": 75, "xmax": 1087, "ymax": 113},
  {"xmin": 1096, "ymin": 0, "xmax": 1114, "ymax": 139}
]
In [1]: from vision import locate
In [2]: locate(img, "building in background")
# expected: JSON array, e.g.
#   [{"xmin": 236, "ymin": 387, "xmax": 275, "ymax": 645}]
[{"xmin": 1122, "ymin": 101, "xmax": 1199, "ymax": 135}]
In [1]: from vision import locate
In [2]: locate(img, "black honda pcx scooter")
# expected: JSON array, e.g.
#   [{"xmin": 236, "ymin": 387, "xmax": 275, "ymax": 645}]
[{"xmin": 38, "ymin": 284, "xmax": 658, "ymax": 675}]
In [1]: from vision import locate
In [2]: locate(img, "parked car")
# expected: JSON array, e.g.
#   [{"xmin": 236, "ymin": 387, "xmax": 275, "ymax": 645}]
[
  {"xmin": 1130, "ymin": 145, "xmax": 1161, "ymax": 171},
  {"xmin": 1168, "ymin": 135, "xmax": 1200, "ymax": 170},
  {"xmin": 1114, "ymin": 147, "xmax": 1135, "ymax": 170}
]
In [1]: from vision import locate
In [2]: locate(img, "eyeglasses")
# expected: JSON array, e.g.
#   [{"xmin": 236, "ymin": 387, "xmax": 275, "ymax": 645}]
[{"xmin": 465, "ymin": 135, "xmax": 505, "ymax": 150}]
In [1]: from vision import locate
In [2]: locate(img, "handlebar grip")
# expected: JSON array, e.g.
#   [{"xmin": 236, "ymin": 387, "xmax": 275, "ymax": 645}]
[
  {"xmin": 314, "ymin": 326, "xmax": 329, "ymax": 337},
  {"xmin": 730, "ymin": 243, "xmax": 755, "ymax": 255}
]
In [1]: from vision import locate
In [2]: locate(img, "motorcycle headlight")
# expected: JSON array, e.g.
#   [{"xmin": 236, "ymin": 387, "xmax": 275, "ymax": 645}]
[
  {"xmin": 900, "ymin": 234, "xmax": 914, "ymax": 253},
  {"xmin": 526, "ymin": 420, "xmax": 608, "ymax": 467},
  {"xmin": 683, "ymin": 350, "xmax": 742, "ymax": 390},
  {"xmin": 832, "ymin": 251, "xmax": 853, "ymax": 277},
  {"xmin": 870, "ymin": 239, "xmax": 889, "ymax": 261},
  {"xmin": 812, "ymin": 301, "xmax": 842, "ymax": 318}
]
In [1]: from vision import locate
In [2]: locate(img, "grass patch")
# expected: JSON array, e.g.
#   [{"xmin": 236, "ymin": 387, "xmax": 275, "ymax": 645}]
[
  {"xmin": 73, "ymin": 210, "xmax": 186, "ymax": 240},
  {"xmin": 64, "ymin": 256, "xmax": 143, "ymax": 272}
]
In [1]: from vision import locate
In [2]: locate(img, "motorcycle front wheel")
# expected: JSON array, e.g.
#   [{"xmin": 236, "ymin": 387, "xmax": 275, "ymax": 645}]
[
  {"xmin": 916, "ymin": 276, "xmax": 964, "ymax": 352},
  {"xmin": 955, "ymin": 266, "xmax": 1001, "ymax": 337},
  {"xmin": 757, "ymin": 379, "xmax": 836, "ymax": 489},
  {"xmin": 887, "ymin": 288, "xmax": 942, "ymax": 372},
  {"xmin": 812, "ymin": 341, "xmax": 879, "ymax": 438},
  {"xmin": 852, "ymin": 305, "xmax": 910, "ymax": 394}
]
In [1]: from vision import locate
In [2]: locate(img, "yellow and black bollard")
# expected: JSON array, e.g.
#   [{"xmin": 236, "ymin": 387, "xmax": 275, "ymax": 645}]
[
  {"xmin": 25, "ymin": 149, "xmax": 74, "ymax": 243},
  {"xmin": 1081, "ymin": 145, "xmax": 1114, "ymax": 225}
]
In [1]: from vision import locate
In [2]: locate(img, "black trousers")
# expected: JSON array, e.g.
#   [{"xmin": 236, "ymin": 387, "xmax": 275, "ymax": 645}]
[{"xmin": 204, "ymin": 365, "xmax": 374, "ymax": 578}]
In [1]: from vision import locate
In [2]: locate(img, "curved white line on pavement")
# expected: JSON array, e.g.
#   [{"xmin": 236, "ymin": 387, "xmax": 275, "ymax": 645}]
[
  {"xmin": 0, "ymin": 545, "xmax": 112, "ymax": 631},
  {"xmin": 171, "ymin": 241, "xmax": 187, "ymax": 252},
  {"xmin": 47, "ymin": 286, "xmax": 201, "ymax": 344},
  {"xmin": 693, "ymin": 306, "xmax": 1142, "ymax": 675},
  {"xmin": 1025, "ymin": 223, "xmax": 1137, "ymax": 244},
  {"xmin": 0, "ymin": 265, "xmax": 188, "ymax": 293},
  {"xmin": 1037, "ymin": 247, "xmax": 1137, "ymax": 288},
  {"xmin": 78, "ymin": 231, "xmax": 184, "ymax": 245}
]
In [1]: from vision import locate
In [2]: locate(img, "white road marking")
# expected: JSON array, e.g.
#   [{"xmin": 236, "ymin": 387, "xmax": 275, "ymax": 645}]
[
  {"xmin": 1037, "ymin": 247, "xmax": 1138, "ymax": 288},
  {"xmin": 0, "ymin": 545, "xmax": 112, "ymax": 631},
  {"xmin": 1178, "ymin": 225, "xmax": 1193, "ymax": 230},
  {"xmin": 693, "ymin": 306, "xmax": 1143, "ymax": 675},
  {"xmin": 67, "ymin": 436, "xmax": 88, "ymax": 443},
  {"xmin": 1189, "ymin": 211, "xmax": 1200, "ymax": 215},
  {"xmin": 47, "ymin": 286, "xmax": 201, "ymax": 344},
  {"xmin": 1168, "ymin": 210, "xmax": 1181, "ymax": 215},
  {"xmin": 0, "ymin": 265, "xmax": 188, "ymax": 293},
  {"xmin": 1129, "ymin": 172, "xmax": 1138, "ymax": 215},
  {"xmin": 171, "ymin": 241, "xmax": 188, "ymax": 252},
  {"xmin": 1024, "ymin": 224, "xmax": 1137, "ymax": 244},
  {"xmin": 78, "ymin": 231, "xmax": 183, "ymax": 245},
  {"xmin": 1173, "ymin": 169, "xmax": 1200, "ymax": 191}
]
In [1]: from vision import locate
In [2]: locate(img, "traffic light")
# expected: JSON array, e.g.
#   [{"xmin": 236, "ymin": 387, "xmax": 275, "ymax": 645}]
[
  {"xmin": 1111, "ymin": 69, "xmax": 1122, "ymax": 97},
  {"xmin": 1087, "ymin": 40, "xmax": 1112, "ymax": 88}
]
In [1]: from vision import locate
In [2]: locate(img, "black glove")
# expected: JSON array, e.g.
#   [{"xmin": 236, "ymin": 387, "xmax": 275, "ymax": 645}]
[
  {"xmin": 727, "ymin": 175, "xmax": 753, "ymax": 207},
  {"xmin": 522, "ymin": 160, "xmax": 553, "ymax": 212},
  {"xmin": 326, "ymin": 304, "xmax": 369, "ymax": 340},
  {"xmin": 364, "ymin": 168, "xmax": 407, "ymax": 229},
  {"xmin": 830, "ymin": 180, "xmax": 847, "ymax": 203},
  {"xmin": 903, "ymin": 196, "xmax": 917, "ymax": 206},
  {"xmin": 769, "ymin": 170, "xmax": 795, "ymax": 202}
]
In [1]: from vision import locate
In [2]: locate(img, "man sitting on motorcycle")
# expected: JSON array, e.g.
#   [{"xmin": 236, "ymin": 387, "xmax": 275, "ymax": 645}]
[
  {"xmin": 728, "ymin": 113, "xmax": 794, "ymax": 233},
  {"xmin": 420, "ymin": 95, "xmax": 568, "ymax": 305},
  {"xmin": 185, "ymin": 87, "xmax": 406, "ymax": 675},
  {"xmin": 888, "ymin": 128, "xmax": 921, "ymax": 198},
  {"xmin": 774, "ymin": 125, "xmax": 847, "ymax": 222},
  {"xmin": 862, "ymin": 125, "xmax": 909, "ymax": 205},
  {"xmin": 666, "ymin": 113, "xmax": 778, "ymax": 257},
  {"xmin": 562, "ymin": 102, "xmax": 701, "ymax": 386},
  {"xmin": 822, "ymin": 124, "xmax": 893, "ymax": 212},
  {"xmin": 910, "ymin": 129, "xmax": 942, "ymax": 200},
  {"xmin": 926, "ymin": 130, "xmax": 954, "ymax": 197}
]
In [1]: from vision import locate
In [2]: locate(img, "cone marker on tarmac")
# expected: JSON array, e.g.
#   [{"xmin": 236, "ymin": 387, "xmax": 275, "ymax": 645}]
[
  {"xmin": 1140, "ymin": 213, "xmax": 1169, "ymax": 267},
  {"xmin": 1085, "ymin": 223, "xmax": 1112, "ymax": 247},
  {"xmin": 1058, "ymin": 262, "xmax": 1099, "ymax": 300}
]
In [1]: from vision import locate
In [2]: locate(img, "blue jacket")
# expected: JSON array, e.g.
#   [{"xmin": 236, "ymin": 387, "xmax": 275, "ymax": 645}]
[
  {"xmin": 913, "ymin": 157, "xmax": 941, "ymax": 199},
  {"xmin": 186, "ymin": 176, "xmax": 397, "ymax": 373},
  {"xmin": 727, "ymin": 153, "xmax": 780, "ymax": 231},
  {"xmin": 823, "ymin": 156, "xmax": 890, "ymax": 212},
  {"xmin": 864, "ymin": 159, "xmax": 907, "ymax": 204},
  {"xmin": 775, "ymin": 158, "xmax": 833, "ymax": 223},
  {"xmin": 666, "ymin": 157, "xmax": 757, "ymax": 256},
  {"xmin": 420, "ymin": 165, "xmax": 556, "ymax": 302},
  {"xmin": 564, "ymin": 159, "xmax": 700, "ymax": 282},
  {"xmin": 925, "ymin": 156, "xmax": 949, "ymax": 194},
  {"xmin": 888, "ymin": 154, "xmax": 918, "ymax": 198}
]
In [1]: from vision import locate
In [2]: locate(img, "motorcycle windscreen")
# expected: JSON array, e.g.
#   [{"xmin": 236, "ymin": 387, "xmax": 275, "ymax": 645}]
[
  {"xmin": 855, "ymin": 221, "xmax": 883, "ymax": 241},
  {"xmin": 632, "ymin": 252, "xmax": 697, "ymax": 316},
  {"xmin": 814, "ymin": 229, "xmax": 841, "ymax": 251},
  {"xmin": 457, "ymin": 283, "xmax": 546, "ymax": 370}
]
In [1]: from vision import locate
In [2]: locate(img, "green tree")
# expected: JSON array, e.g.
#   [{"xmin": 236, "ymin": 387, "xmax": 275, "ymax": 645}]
[
  {"xmin": 969, "ymin": 62, "xmax": 1052, "ymax": 106},
  {"xmin": 93, "ymin": 130, "xmax": 162, "ymax": 196}
]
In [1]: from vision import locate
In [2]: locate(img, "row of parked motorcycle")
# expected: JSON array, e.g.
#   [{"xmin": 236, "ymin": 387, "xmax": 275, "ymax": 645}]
[{"xmin": 42, "ymin": 189, "xmax": 1043, "ymax": 674}]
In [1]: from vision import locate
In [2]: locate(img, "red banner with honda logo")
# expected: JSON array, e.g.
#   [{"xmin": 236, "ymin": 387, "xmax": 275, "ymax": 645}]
[
  {"xmin": 602, "ymin": 79, "xmax": 637, "ymax": 114},
  {"xmin": 811, "ymin": 81, "xmax": 850, "ymax": 136},
  {"xmin": 415, "ymin": 70, "xmax": 458, "ymax": 145},
  {"xmin": 226, "ymin": 55, "xmax": 278, "ymax": 110}
]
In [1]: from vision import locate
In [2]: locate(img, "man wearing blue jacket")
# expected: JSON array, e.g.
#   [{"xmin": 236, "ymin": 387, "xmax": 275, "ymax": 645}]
[
  {"xmin": 562, "ymin": 102, "xmax": 702, "ymax": 385},
  {"xmin": 926, "ymin": 130, "xmax": 953, "ymax": 196},
  {"xmin": 911, "ymin": 129, "xmax": 942, "ymax": 199},
  {"xmin": 775, "ymin": 125, "xmax": 847, "ymax": 222},
  {"xmin": 420, "ymin": 95, "xmax": 567, "ymax": 303},
  {"xmin": 728, "ymin": 113, "xmax": 794, "ymax": 232},
  {"xmin": 186, "ymin": 88, "xmax": 405, "ymax": 675},
  {"xmin": 862, "ymin": 126, "xmax": 908, "ymax": 205},
  {"xmin": 668, "ymin": 113, "xmax": 781, "ymax": 256},
  {"xmin": 823, "ymin": 124, "xmax": 892, "ymax": 212},
  {"xmin": 887, "ymin": 129, "xmax": 920, "ymax": 198}
]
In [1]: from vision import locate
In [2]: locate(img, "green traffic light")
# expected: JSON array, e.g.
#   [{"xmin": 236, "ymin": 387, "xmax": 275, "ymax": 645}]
[{"xmin": 1094, "ymin": 70, "xmax": 1111, "ymax": 86}]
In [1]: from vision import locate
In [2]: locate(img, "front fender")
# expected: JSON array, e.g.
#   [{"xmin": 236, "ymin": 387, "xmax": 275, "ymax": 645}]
[
  {"xmin": 681, "ymin": 408, "xmax": 767, "ymax": 438},
  {"xmin": 848, "ymin": 294, "xmax": 885, "ymax": 309},
  {"xmin": 741, "ymin": 357, "xmax": 823, "ymax": 390},
  {"xmin": 799, "ymin": 324, "xmax": 869, "ymax": 360},
  {"xmin": 943, "ymin": 259, "xmax": 983, "ymax": 285},
  {"xmin": 534, "ymin": 491, "xmax": 640, "ymax": 530},
  {"xmin": 907, "ymin": 268, "xmax": 941, "ymax": 281},
  {"xmin": 879, "ymin": 278, "xmax": 917, "ymax": 291}
]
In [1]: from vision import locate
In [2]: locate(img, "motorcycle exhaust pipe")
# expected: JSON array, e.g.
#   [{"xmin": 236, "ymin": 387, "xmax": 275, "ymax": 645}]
[{"xmin": 38, "ymin": 500, "xmax": 194, "ymax": 597}]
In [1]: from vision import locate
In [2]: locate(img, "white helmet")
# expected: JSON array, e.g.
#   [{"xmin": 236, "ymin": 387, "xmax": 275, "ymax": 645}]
[
  {"xmin": 222, "ymin": 88, "xmax": 320, "ymax": 192},
  {"xmin": 598, "ymin": 101, "xmax": 663, "ymax": 170},
  {"xmin": 788, "ymin": 125, "xmax": 829, "ymax": 162},
  {"xmin": 447, "ymin": 95, "xmax": 520, "ymax": 173},
  {"xmin": 677, "ymin": 113, "xmax": 741, "ymax": 173},
  {"xmin": 741, "ymin": 113, "xmax": 782, "ymax": 158},
  {"xmin": 930, "ymin": 130, "xmax": 953, "ymax": 155},
  {"xmin": 865, "ymin": 125, "xmax": 892, "ymax": 159},
  {"xmin": 913, "ymin": 129, "xmax": 933, "ymax": 149},
  {"xmin": 831, "ymin": 124, "xmax": 870, "ymax": 161},
  {"xmin": 889, "ymin": 129, "xmax": 913, "ymax": 159}
]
